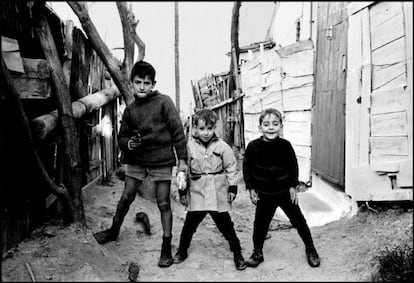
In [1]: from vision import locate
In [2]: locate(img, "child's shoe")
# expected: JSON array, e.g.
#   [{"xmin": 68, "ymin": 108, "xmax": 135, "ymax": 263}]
[
  {"xmin": 305, "ymin": 245, "xmax": 320, "ymax": 267},
  {"xmin": 93, "ymin": 228, "xmax": 119, "ymax": 244},
  {"xmin": 173, "ymin": 249, "xmax": 188, "ymax": 264},
  {"xmin": 233, "ymin": 250, "xmax": 247, "ymax": 270},
  {"xmin": 158, "ymin": 236, "xmax": 173, "ymax": 268},
  {"xmin": 245, "ymin": 249, "xmax": 264, "ymax": 267}
]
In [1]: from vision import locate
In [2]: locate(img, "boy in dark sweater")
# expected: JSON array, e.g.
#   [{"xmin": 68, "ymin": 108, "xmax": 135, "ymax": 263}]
[
  {"xmin": 93, "ymin": 61, "xmax": 188, "ymax": 268},
  {"xmin": 242, "ymin": 108, "xmax": 320, "ymax": 268}
]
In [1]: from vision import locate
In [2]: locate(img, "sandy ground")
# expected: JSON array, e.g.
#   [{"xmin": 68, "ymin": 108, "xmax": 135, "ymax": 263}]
[{"xmin": 1, "ymin": 173, "xmax": 413, "ymax": 282}]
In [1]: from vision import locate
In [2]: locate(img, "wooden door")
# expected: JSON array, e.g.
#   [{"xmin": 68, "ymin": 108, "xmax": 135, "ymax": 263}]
[
  {"xmin": 312, "ymin": 2, "xmax": 348, "ymax": 188},
  {"xmin": 346, "ymin": 2, "xmax": 413, "ymax": 201}
]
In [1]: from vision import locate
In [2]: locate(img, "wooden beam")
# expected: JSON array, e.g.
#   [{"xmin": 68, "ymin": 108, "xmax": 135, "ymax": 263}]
[
  {"xmin": 209, "ymin": 93, "xmax": 244, "ymax": 111},
  {"xmin": 31, "ymin": 86, "xmax": 120, "ymax": 139}
]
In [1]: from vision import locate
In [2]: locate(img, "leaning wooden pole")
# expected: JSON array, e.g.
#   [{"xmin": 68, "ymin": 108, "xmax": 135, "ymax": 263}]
[
  {"xmin": 68, "ymin": 1, "xmax": 135, "ymax": 105},
  {"xmin": 0, "ymin": 56, "xmax": 76, "ymax": 224},
  {"xmin": 229, "ymin": 1, "xmax": 241, "ymax": 98},
  {"xmin": 34, "ymin": 3, "xmax": 86, "ymax": 225},
  {"xmin": 174, "ymin": 1, "xmax": 180, "ymax": 114}
]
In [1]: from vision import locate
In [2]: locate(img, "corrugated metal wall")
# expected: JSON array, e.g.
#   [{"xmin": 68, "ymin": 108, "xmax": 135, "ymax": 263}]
[{"xmin": 311, "ymin": 2, "xmax": 348, "ymax": 188}]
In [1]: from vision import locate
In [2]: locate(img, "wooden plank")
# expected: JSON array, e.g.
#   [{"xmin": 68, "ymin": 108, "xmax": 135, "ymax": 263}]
[
  {"xmin": 281, "ymin": 85, "xmax": 313, "ymax": 111},
  {"xmin": 279, "ymin": 48, "xmax": 314, "ymax": 77},
  {"xmin": 1, "ymin": 36, "xmax": 24, "ymax": 73},
  {"xmin": 369, "ymin": 189, "xmax": 412, "ymax": 201},
  {"xmin": 372, "ymin": 62, "xmax": 406, "ymax": 91},
  {"xmin": 11, "ymin": 76, "xmax": 51, "ymax": 99},
  {"xmin": 371, "ymin": 7, "xmax": 404, "ymax": 51},
  {"xmin": 275, "ymin": 39, "xmax": 314, "ymax": 57},
  {"xmin": 281, "ymin": 74, "xmax": 313, "ymax": 91},
  {"xmin": 345, "ymin": 12, "xmax": 363, "ymax": 197},
  {"xmin": 209, "ymin": 94, "xmax": 244, "ymax": 111},
  {"xmin": 403, "ymin": 1, "xmax": 413, "ymax": 184},
  {"xmin": 327, "ymin": 24, "xmax": 336, "ymax": 92},
  {"xmin": 348, "ymin": 2, "xmax": 375, "ymax": 16},
  {"xmin": 371, "ymin": 37, "xmax": 406, "ymax": 65},
  {"xmin": 347, "ymin": 166, "xmax": 391, "ymax": 201},
  {"xmin": 292, "ymin": 144, "xmax": 311, "ymax": 159},
  {"xmin": 283, "ymin": 121, "xmax": 311, "ymax": 146},
  {"xmin": 396, "ymin": 160, "xmax": 413, "ymax": 187},
  {"xmin": 370, "ymin": 154, "xmax": 408, "ymax": 165},
  {"xmin": 297, "ymin": 156, "xmax": 311, "ymax": 183},
  {"xmin": 370, "ymin": 111, "xmax": 408, "ymax": 137},
  {"xmin": 370, "ymin": 161, "xmax": 400, "ymax": 173},
  {"xmin": 359, "ymin": 7, "xmax": 371, "ymax": 165},
  {"xmin": 370, "ymin": 2, "xmax": 403, "ymax": 29},
  {"xmin": 20, "ymin": 58, "xmax": 50, "ymax": 79},
  {"xmin": 370, "ymin": 136, "xmax": 408, "ymax": 156},
  {"xmin": 284, "ymin": 110, "xmax": 311, "ymax": 122}
]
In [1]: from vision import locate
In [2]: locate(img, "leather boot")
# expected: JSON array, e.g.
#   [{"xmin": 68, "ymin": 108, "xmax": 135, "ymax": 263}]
[
  {"xmin": 173, "ymin": 249, "xmax": 188, "ymax": 264},
  {"xmin": 233, "ymin": 250, "xmax": 247, "ymax": 270},
  {"xmin": 245, "ymin": 249, "xmax": 264, "ymax": 267},
  {"xmin": 306, "ymin": 245, "xmax": 320, "ymax": 267},
  {"xmin": 93, "ymin": 195, "xmax": 131, "ymax": 244},
  {"xmin": 93, "ymin": 227, "xmax": 119, "ymax": 244},
  {"xmin": 158, "ymin": 236, "xmax": 173, "ymax": 268}
]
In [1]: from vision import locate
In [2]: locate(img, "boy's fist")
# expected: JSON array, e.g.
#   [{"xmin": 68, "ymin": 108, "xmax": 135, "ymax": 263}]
[{"xmin": 177, "ymin": 171, "xmax": 187, "ymax": 190}]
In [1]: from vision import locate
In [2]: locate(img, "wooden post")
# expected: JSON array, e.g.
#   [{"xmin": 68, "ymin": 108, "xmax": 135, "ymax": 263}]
[{"xmin": 34, "ymin": 4, "xmax": 86, "ymax": 225}]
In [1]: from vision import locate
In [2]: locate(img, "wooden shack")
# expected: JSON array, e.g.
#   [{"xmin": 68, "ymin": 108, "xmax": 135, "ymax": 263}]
[
  {"xmin": 345, "ymin": 2, "xmax": 412, "ymax": 201},
  {"xmin": 237, "ymin": 2, "xmax": 413, "ymax": 202},
  {"xmin": 191, "ymin": 71, "xmax": 244, "ymax": 150},
  {"xmin": 1, "ymin": 2, "xmax": 121, "ymax": 254},
  {"xmin": 239, "ymin": 39, "xmax": 314, "ymax": 184}
]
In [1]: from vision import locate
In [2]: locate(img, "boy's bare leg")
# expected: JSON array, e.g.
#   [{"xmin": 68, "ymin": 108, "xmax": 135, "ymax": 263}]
[
  {"xmin": 93, "ymin": 176, "xmax": 141, "ymax": 244},
  {"xmin": 155, "ymin": 180, "xmax": 173, "ymax": 267}
]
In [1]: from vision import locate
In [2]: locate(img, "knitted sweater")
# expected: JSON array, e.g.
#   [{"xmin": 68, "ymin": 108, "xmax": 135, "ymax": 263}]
[
  {"xmin": 118, "ymin": 90, "xmax": 187, "ymax": 167},
  {"xmin": 243, "ymin": 136, "xmax": 299, "ymax": 195}
]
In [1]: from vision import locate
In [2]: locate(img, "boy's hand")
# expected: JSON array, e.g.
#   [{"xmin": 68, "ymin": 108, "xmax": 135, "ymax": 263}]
[
  {"xmin": 289, "ymin": 187, "xmax": 298, "ymax": 205},
  {"xmin": 228, "ymin": 192, "xmax": 236, "ymax": 203},
  {"xmin": 179, "ymin": 195, "xmax": 188, "ymax": 206},
  {"xmin": 128, "ymin": 135, "xmax": 141, "ymax": 150},
  {"xmin": 177, "ymin": 171, "xmax": 187, "ymax": 190},
  {"xmin": 295, "ymin": 182, "xmax": 308, "ymax": 192},
  {"xmin": 249, "ymin": 189, "xmax": 259, "ymax": 206}
]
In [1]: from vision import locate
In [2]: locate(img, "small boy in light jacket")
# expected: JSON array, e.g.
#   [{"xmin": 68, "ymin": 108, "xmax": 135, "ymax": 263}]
[{"xmin": 174, "ymin": 109, "xmax": 247, "ymax": 270}]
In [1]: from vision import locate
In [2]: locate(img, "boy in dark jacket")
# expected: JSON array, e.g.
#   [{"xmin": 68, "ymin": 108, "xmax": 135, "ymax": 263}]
[
  {"xmin": 243, "ymin": 108, "xmax": 320, "ymax": 268},
  {"xmin": 93, "ymin": 60, "xmax": 188, "ymax": 268}
]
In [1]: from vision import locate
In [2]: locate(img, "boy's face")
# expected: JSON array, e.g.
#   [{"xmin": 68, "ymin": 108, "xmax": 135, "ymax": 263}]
[
  {"xmin": 132, "ymin": 75, "xmax": 155, "ymax": 98},
  {"xmin": 259, "ymin": 113, "xmax": 282, "ymax": 141},
  {"xmin": 194, "ymin": 119, "xmax": 216, "ymax": 143}
]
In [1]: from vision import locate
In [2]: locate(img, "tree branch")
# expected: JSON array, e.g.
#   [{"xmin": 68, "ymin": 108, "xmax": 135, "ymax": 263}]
[{"xmin": 67, "ymin": 1, "xmax": 135, "ymax": 105}]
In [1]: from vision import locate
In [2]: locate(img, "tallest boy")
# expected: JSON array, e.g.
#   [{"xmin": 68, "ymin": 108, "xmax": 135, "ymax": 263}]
[{"xmin": 93, "ymin": 60, "xmax": 188, "ymax": 268}]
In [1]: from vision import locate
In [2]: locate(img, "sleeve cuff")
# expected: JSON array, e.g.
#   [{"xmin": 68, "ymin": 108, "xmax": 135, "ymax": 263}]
[{"xmin": 228, "ymin": 185, "xmax": 237, "ymax": 194}]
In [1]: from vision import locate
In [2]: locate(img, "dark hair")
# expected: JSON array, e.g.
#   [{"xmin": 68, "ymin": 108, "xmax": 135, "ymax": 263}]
[
  {"xmin": 259, "ymin": 108, "xmax": 283, "ymax": 125},
  {"xmin": 130, "ymin": 60, "xmax": 156, "ymax": 82},
  {"xmin": 193, "ymin": 109, "xmax": 218, "ymax": 127}
]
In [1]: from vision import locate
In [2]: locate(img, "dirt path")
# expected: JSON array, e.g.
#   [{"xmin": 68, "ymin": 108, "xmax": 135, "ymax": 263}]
[{"xmin": 2, "ymin": 175, "xmax": 412, "ymax": 281}]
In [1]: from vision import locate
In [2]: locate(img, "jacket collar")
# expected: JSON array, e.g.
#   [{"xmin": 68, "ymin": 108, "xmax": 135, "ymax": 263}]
[{"xmin": 195, "ymin": 134, "xmax": 219, "ymax": 148}]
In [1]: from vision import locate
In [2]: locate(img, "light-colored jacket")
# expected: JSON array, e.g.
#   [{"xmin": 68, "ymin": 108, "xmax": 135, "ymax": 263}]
[{"xmin": 186, "ymin": 136, "xmax": 239, "ymax": 212}]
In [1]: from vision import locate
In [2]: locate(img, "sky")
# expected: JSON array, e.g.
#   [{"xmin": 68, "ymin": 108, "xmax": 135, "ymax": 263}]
[{"xmin": 48, "ymin": 1, "xmax": 275, "ymax": 118}]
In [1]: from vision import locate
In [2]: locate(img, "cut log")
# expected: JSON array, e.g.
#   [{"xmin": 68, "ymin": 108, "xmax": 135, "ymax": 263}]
[{"xmin": 31, "ymin": 86, "xmax": 120, "ymax": 139}]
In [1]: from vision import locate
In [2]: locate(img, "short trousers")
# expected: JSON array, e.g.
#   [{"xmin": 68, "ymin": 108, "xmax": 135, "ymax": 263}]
[{"xmin": 125, "ymin": 164, "xmax": 173, "ymax": 181}]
